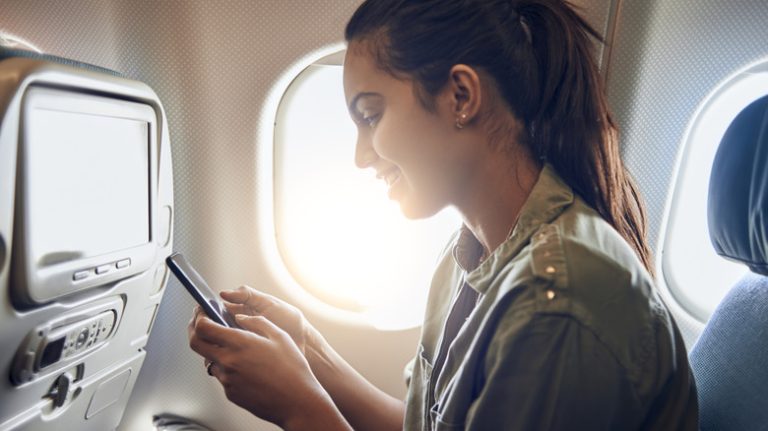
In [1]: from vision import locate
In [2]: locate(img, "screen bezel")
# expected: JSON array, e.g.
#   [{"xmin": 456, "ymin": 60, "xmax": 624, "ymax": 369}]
[{"xmin": 13, "ymin": 85, "xmax": 159, "ymax": 304}]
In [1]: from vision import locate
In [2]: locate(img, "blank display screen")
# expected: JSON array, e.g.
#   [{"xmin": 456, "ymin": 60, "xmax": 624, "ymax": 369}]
[{"xmin": 25, "ymin": 108, "xmax": 150, "ymax": 267}]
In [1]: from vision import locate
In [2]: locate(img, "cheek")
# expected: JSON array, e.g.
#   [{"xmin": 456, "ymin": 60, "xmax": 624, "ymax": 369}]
[
  {"xmin": 373, "ymin": 110, "xmax": 449, "ymax": 168},
  {"xmin": 379, "ymin": 118, "xmax": 461, "ymax": 209}
]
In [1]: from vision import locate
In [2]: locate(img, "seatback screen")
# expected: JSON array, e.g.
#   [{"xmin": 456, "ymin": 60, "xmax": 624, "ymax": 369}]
[{"xmin": 25, "ymin": 102, "xmax": 150, "ymax": 267}]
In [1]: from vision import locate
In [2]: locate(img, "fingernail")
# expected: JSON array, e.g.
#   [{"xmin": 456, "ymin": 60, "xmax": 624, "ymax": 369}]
[{"xmin": 235, "ymin": 314, "xmax": 248, "ymax": 320}]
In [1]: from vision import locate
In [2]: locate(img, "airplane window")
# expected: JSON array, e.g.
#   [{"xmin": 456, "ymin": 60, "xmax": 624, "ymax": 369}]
[
  {"xmin": 270, "ymin": 50, "xmax": 462, "ymax": 330},
  {"xmin": 661, "ymin": 62, "xmax": 768, "ymax": 322}
]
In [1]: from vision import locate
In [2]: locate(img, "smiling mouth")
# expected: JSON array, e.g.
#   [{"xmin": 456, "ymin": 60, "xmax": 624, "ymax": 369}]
[{"xmin": 377, "ymin": 168, "xmax": 402, "ymax": 187}]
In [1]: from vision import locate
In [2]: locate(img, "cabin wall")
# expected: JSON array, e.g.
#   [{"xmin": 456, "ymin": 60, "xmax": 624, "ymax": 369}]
[{"xmin": 604, "ymin": 0, "xmax": 768, "ymax": 345}]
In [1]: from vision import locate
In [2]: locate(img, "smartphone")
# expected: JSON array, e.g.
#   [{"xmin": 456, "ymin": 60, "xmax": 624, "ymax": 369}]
[{"xmin": 166, "ymin": 252, "xmax": 237, "ymax": 327}]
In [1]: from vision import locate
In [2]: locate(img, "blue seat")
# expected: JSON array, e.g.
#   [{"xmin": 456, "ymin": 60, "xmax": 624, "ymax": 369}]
[{"xmin": 689, "ymin": 95, "xmax": 768, "ymax": 431}]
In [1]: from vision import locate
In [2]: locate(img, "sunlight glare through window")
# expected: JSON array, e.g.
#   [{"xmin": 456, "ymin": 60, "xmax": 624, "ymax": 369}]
[{"xmin": 274, "ymin": 61, "xmax": 462, "ymax": 330}]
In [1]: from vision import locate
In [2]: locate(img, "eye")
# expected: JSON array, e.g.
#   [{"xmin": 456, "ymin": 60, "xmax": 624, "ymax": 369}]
[
  {"xmin": 362, "ymin": 113, "xmax": 381, "ymax": 128},
  {"xmin": 351, "ymin": 95, "xmax": 384, "ymax": 129},
  {"xmin": 359, "ymin": 108, "xmax": 381, "ymax": 128}
]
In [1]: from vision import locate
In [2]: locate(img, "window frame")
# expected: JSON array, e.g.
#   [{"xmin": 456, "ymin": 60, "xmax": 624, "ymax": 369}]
[{"xmin": 657, "ymin": 59, "xmax": 768, "ymax": 324}]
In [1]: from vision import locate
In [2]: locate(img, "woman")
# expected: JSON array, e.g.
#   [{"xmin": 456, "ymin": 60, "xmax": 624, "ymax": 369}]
[{"xmin": 188, "ymin": 0, "xmax": 698, "ymax": 429}]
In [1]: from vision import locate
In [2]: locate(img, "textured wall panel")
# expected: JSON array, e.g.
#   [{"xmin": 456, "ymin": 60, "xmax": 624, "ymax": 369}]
[{"xmin": 606, "ymin": 0, "xmax": 768, "ymax": 346}]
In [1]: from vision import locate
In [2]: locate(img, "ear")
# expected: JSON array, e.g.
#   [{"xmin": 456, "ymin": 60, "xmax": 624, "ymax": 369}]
[{"xmin": 446, "ymin": 64, "xmax": 482, "ymax": 127}]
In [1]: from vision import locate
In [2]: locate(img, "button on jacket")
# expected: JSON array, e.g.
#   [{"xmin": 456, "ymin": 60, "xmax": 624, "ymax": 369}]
[{"xmin": 403, "ymin": 165, "xmax": 698, "ymax": 430}]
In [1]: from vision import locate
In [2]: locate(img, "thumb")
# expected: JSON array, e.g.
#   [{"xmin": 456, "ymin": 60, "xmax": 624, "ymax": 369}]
[
  {"xmin": 219, "ymin": 285, "xmax": 251, "ymax": 302},
  {"xmin": 235, "ymin": 314, "xmax": 283, "ymax": 340},
  {"xmin": 221, "ymin": 285, "xmax": 275, "ymax": 310}
]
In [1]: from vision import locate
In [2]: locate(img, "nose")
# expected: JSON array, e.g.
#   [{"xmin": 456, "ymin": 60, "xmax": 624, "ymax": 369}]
[{"xmin": 354, "ymin": 133, "xmax": 377, "ymax": 169}]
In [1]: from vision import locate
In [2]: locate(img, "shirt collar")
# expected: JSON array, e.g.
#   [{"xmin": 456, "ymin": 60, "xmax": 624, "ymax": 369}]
[
  {"xmin": 452, "ymin": 226, "xmax": 485, "ymax": 272},
  {"xmin": 452, "ymin": 164, "xmax": 575, "ymax": 293}
]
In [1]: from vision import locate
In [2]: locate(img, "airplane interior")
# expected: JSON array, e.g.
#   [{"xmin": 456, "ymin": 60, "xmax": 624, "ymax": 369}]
[{"xmin": 0, "ymin": 1, "xmax": 766, "ymax": 430}]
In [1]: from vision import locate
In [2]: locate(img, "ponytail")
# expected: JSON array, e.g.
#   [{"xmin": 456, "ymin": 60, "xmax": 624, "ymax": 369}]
[{"xmin": 517, "ymin": 1, "xmax": 654, "ymax": 275}]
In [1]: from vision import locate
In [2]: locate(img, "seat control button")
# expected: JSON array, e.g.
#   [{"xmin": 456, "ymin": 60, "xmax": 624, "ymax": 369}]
[
  {"xmin": 96, "ymin": 264, "xmax": 111, "ymax": 274},
  {"xmin": 73, "ymin": 270, "xmax": 90, "ymax": 281}
]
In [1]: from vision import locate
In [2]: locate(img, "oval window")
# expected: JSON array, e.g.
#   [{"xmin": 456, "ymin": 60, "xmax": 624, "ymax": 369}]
[
  {"xmin": 270, "ymin": 49, "xmax": 462, "ymax": 330},
  {"xmin": 661, "ymin": 61, "xmax": 768, "ymax": 322}
]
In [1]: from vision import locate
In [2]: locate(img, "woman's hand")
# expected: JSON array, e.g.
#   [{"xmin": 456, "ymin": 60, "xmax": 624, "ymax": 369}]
[
  {"xmin": 199, "ymin": 286, "xmax": 402, "ymax": 431},
  {"xmin": 220, "ymin": 285, "xmax": 315, "ymax": 355},
  {"xmin": 187, "ymin": 309, "xmax": 350, "ymax": 430}
]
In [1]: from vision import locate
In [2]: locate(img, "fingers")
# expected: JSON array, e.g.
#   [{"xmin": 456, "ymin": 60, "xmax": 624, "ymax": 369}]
[
  {"xmin": 192, "ymin": 312, "xmax": 279, "ymax": 349},
  {"xmin": 187, "ymin": 306, "xmax": 204, "ymax": 338},
  {"xmin": 189, "ymin": 312, "xmax": 251, "ymax": 367},
  {"xmin": 221, "ymin": 301, "xmax": 253, "ymax": 317},
  {"xmin": 234, "ymin": 314, "xmax": 286, "ymax": 341},
  {"xmin": 189, "ymin": 322, "xmax": 224, "ymax": 364},
  {"xmin": 220, "ymin": 285, "xmax": 275, "ymax": 311},
  {"xmin": 218, "ymin": 285, "xmax": 254, "ymax": 304}
]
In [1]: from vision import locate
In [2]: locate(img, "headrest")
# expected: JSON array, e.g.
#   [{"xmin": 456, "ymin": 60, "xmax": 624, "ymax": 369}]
[
  {"xmin": 0, "ymin": 46, "xmax": 121, "ymax": 77},
  {"xmin": 708, "ymin": 95, "xmax": 768, "ymax": 275}
]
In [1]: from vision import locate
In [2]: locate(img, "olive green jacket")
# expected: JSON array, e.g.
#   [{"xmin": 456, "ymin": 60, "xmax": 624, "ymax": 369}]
[{"xmin": 403, "ymin": 165, "xmax": 698, "ymax": 430}]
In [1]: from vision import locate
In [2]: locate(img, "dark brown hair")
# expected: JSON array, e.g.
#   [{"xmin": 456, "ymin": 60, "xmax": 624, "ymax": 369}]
[{"xmin": 345, "ymin": 0, "xmax": 654, "ymax": 275}]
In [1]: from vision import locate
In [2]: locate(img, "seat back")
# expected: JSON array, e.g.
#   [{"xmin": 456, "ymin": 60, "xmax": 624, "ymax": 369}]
[
  {"xmin": 690, "ymin": 95, "xmax": 768, "ymax": 430},
  {"xmin": 0, "ymin": 46, "xmax": 174, "ymax": 430}
]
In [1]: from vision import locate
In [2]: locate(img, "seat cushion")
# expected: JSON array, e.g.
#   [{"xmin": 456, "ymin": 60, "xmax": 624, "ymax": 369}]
[{"xmin": 690, "ymin": 273, "xmax": 768, "ymax": 431}]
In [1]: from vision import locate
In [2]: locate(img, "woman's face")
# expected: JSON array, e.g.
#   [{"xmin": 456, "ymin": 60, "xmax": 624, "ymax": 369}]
[{"xmin": 343, "ymin": 42, "xmax": 478, "ymax": 219}]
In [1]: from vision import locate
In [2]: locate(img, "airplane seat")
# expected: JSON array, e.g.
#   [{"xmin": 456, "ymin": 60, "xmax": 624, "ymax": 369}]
[
  {"xmin": 0, "ymin": 46, "xmax": 174, "ymax": 430},
  {"xmin": 689, "ymin": 95, "xmax": 768, "ymax": 431}
]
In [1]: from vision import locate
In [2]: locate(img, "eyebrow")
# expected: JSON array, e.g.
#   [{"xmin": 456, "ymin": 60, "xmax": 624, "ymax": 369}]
[{"xmin": 347, "ymin": 92, "xmax": 380, "ymax": 115}]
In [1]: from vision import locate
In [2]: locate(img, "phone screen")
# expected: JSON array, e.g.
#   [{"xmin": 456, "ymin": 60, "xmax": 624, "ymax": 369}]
[{"xmin": 166, "ymin": 252, "xmax": 237, "ymax": 327}]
